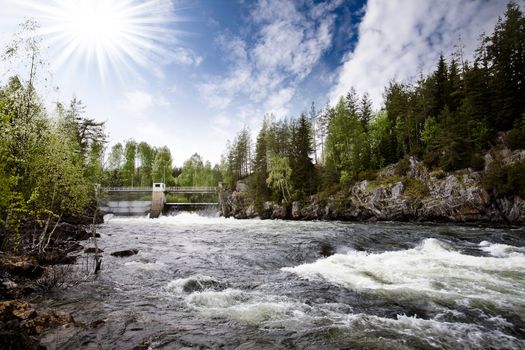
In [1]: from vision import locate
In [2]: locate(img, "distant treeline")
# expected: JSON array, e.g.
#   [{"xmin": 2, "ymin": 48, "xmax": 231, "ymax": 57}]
[
  {"xmin": 104, "ymin": 143, "xmax": 221, "ymax": 188},
  {"xmin": 220, "ymin": 2, "xmax": 525, "ymax": 206}
]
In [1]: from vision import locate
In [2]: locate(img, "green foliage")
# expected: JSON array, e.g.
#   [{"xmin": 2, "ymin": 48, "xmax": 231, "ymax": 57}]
[
  {"xmin": 483, "ymin": 160, "xmax": 525, "ymax": 198},
  {"xmin": 176, "ymin": 153, "xmax": 221, "ymax": 187},
  {"xmin": 152, "ymin": 146, "xmax": 175, "ymax": 185},
  {"xmin": 266, "ymin": 154, "xmax": 292, "ymax": 203},
  {"xmin": 507, "ymin": 114, "xmax": 525, "ymax": 150},
  {"xmin": 395, "ymin": 156, "xmax": 411, "ymax": 176},
  {"xmin": 403, "ymin": 179, "xmax": 430, "ymax": 199}
]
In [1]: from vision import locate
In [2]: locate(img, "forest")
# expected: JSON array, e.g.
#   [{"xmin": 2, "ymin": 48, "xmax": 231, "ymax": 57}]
[{"xmin": 220, "ymin": 2, "xmax": 525, "ymax": 208}]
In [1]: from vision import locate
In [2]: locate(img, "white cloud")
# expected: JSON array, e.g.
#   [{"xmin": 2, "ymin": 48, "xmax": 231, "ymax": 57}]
[
  {"xmin": 118, "ymin": 89, "xmax": 171, "ymax": 116},
  {"xmin": 329, "ymin": 0, "xmax": 509, "ymax": 109},
  {"xmin": 119, "ymin": 90, "xmax": 153, "ymax": 115},
  {"xmin": 169, "ymin": 47, "xmax": 203, "ymax": 67},
  {"xmin": 199, "ymin": 0, "xmax": 341, "ymax": 121}
]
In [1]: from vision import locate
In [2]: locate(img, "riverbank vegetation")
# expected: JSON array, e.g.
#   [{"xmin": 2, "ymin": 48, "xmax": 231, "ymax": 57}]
[{"xmin": 220, "ymin": 3, "xmax": 525, "ymax": 210}]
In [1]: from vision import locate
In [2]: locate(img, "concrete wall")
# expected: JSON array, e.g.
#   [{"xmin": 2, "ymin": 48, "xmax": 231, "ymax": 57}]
[{"xmin": 99, "ymin": 201, "xmax": 151, "ymax": 217}]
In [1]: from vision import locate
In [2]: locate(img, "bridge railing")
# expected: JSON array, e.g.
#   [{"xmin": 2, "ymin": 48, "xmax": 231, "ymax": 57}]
[
  {"xmin": 166, "ymin": 186, "xmax": 217, "ymax": 193},
  {"xmin": 104, "ymin": 187, "xmax": 151, "ymax": 192},
  {"xmin": 103, "ymin": 186, "xmax": 218, "ymax": 193}
]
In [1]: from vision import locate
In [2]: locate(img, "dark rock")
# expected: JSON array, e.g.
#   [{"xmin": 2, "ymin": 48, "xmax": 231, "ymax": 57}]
[
  {"xmin": 36, "ymin": 250, "xmax": 77, "ymax": 265},
  {"xmin": 53, "ymin": 223, "xmax": 91, "ymax": 242},
  {"xmin": 110, "ymin": 249, "xmax": 139, "ymax": 257},
  {"xmin": 90, "ymin": 319, "xmax": 105, "ymax": 328},
  {"xmin": 0, "ymin": 329, "xmax": 44, "ymax": 350},
  {"xmin": 0, "ymin": 256, "xmax": 43, "ymax": 279},
  {"xmin": 319, "ymin": 242, "xmax": 335, "ymax": 257},
  {"xmin": 84, "ymin": 247, "xmax": 104, "ymax": 254},
  {"xmin": 182, "ymin": 278, "xmax": 224, "ymax": 293}
]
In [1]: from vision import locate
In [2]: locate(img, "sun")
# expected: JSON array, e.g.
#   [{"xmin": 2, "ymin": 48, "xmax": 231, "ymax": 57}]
[{"xmin": 20, "ymin": 0, "xmax": 177, "ymax": 80}]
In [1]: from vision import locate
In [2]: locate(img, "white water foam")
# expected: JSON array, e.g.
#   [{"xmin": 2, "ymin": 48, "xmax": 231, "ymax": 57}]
[
  {"xmin": 479, "ymin": 240, "xmax": 525, "ymax": 257},
  {"xmin": 342, "ymin": 313, "xmax": 525, "ymax": 349},
  {"xmin": 107, "ymin": 212, "xmax": 240, "ymax": 226},
  {"xmin": 166, "ymin": 275, "xmax": 218, "ymax": 293},
  {"xmin": 282, "ymin": 238, "xmax": 525, "ymax": 309},
  {"xmin": 165, "ymin": 277, "xmax": 329, "ymax": 327}
]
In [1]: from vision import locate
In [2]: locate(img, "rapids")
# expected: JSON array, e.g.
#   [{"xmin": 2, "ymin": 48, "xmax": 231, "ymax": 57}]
[{"xmin": 40, "ymin": 213, "xmax": 525, "ymax": 349}]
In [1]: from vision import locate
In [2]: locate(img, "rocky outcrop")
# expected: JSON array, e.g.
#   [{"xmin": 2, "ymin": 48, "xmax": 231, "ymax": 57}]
[
  {"xmin": 219, "ymin": 152, "xmax": 525, "ymax": 224},
  {"xmin": 0, "ymin": 300, "xmax": 75, "ymax": 349}
]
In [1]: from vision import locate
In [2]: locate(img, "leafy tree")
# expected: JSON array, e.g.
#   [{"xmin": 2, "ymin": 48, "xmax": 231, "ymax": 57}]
[
  {"xmin": 122, "ymin": 140, "xmax": 137, "ymax": 186},
  {"xmin": 266, "ymin": 154, "xmax": 292, "ymax": 203},
  {"xmin": 152, "ymin": 146, "xmax": 174, "ymax": 184},
  {"xmin": 137, "ymin": 142, "xmax": 155, "ymax": 186}
]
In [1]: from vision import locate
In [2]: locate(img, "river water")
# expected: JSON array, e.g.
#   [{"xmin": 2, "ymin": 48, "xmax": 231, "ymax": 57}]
[{"xmin": 41, "ymin": 214, "xmax": 525, "ymax": 349}]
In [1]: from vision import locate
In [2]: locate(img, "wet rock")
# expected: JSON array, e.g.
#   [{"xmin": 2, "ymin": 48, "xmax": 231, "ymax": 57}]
[
  {"xmin": 53, "ymin": 222, "xmax": 91, "ymax": 241},
  {"xmin": 182, "ymin": 279, "xmax": 224, "ymax": 293},
  {"xmin": 90, "ymin": 319, "xmax": 105, "ymax": 328},
  {"xmin": 319, "ymin": 242, "xmax": 335, "ymax": 257},
  {"xmin": 0, "ymin": 300, "xmax": 74, "ymax": 339},
  {"xmin": 0, "ymin": 256, "xmax": 43, "ymax": 279},
  {"xmin": 36, "ymin": 249, "xmax": 77, "ymax": 265},
  {"xmin": 111, "ymin": 249, "xmax": 139, "ymax": 257},
  {"xmin": 0, "ymin": 328, "xmax": 44, "ymax": 350},
  {"xmin": 84, "ymin": 247, "xmax": 104, "ymax": 254}
]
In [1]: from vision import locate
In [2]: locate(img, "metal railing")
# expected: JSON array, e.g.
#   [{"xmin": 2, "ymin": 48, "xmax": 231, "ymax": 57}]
[
  {"xmin": 104, "ymin": 186, "xmax": 217, "ymax": 193},
  {"xmin": 166, "ymin": 186, "xmax": 217, "ymax": 193},
  {"xmin": 104, "ymin": 187, "xmax": 151, "ymax": 192}
]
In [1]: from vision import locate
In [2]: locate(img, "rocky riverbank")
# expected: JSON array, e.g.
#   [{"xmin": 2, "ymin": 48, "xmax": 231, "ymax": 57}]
[
  {"xmin": 220, "ymin": 146, "xmax": 525, "ymax": 224},
  {"xmin": 0, "ymin": 217, "xmax": 101, "ymax": 349}
]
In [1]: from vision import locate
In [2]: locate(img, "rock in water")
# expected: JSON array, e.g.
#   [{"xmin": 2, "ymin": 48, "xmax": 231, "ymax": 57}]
[
  {"xmin": 110, "ymin": 249, "xmax": 139, "ymax": 257},
  {"xmin": 319, "ymin": 242, "xmax": 335, "ymax": 257},
  {"xmin": 84, "ymin": 247, "xmax": 104, "ymax": 254}
]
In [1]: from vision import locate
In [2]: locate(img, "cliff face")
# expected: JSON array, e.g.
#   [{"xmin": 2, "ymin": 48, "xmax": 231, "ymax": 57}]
[{"xmin": 219, "ymin": 148, "xmax": 525, "ymax": 224}]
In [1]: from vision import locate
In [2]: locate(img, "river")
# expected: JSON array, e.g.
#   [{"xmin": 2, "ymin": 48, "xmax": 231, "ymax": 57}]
[{"xmin": 40, "ymin": 214, "xmax": 525, "ymax": 349}]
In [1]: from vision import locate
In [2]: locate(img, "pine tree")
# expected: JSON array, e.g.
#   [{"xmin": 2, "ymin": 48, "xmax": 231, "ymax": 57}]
[
  {"xmin": 290, "ymin": 113, "xmax": 315, "ymax": 196},
  {"xmin": 359, "ymin": 92, "xmax": 373, "ymax": 132}
]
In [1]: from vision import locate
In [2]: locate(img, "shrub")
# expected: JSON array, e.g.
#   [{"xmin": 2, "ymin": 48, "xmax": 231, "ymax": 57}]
[
  {"xmin": 430, "ymin": 169, "xmax": 447, "ymax": 179},
  {"xmin": 483, "ymin": 160, "xmax": 525, "ymax": 198},
  {"xmin": 507, "ymin": 126, "xmax": 525, "ymax": 150},
  {"xmin": 358, "ymin": 169, "xmax": 377, "ymax": 181},
  {"xmin": 404, "ymin": 179, "xmax": 430, "ymax": 199},
  {"xmin": 469, "ymin": 154, "xmax": 485, "ymax": 171},
  {"xmin": 396, "ymin": 156, "xmax": 411, "ymax": 176}
]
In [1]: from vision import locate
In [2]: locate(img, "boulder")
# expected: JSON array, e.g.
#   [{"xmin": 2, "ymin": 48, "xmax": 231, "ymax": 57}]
[
  {"xmin": 245, "ymin": 204, "xmax": 258, "ymax": 218},
  {"xmin": 260, "ymin": 202, "xmax": 274, "ymax": 219},
  {"xmin": 110, "ymin": 249, "xmax": 138, "ymax": 257},
  {"xmin": 271, "ymin": 205, "xmax": 288, "ymax": 219},
  {"xmin": 0, "ymin": 256, "xmax": 43, "ymax": 279},
  {"xmin": 291, "ymin": 201, "xmax": 302, "ymax": 219},
  {"xmin": 391, "ymin": 182, "xmax": 404, "ymax": 198}
]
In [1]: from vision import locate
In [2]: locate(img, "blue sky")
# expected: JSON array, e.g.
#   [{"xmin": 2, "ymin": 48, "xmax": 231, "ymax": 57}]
[{"xmin": 0, "ymin": 0, "xmax": 511, "ymax": 165}]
